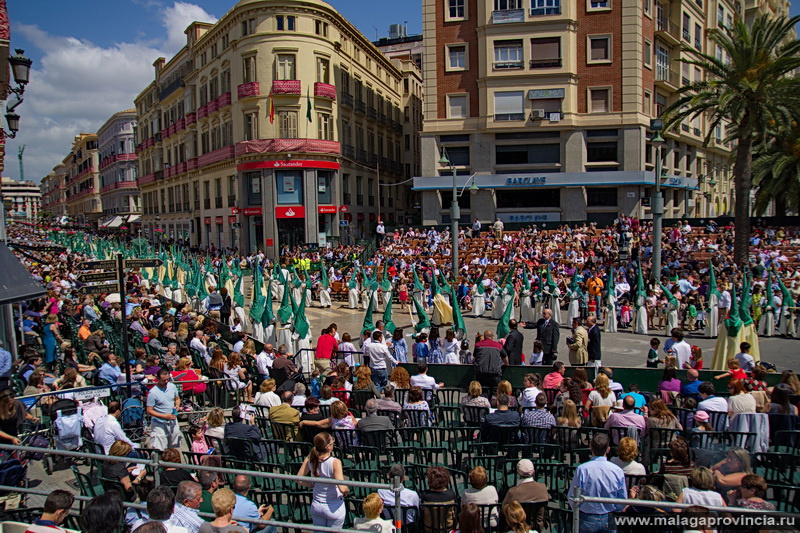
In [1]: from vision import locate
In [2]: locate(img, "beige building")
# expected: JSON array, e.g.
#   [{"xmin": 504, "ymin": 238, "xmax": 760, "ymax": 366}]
[
  {"xmin": 98, "ymin": 109, "xmax": 141, "ymax": 229},
  {"xmin": 135, "ymin": 0, "xmax": 420, "ymax": 254},
  {"xmin": 40, "ymin": 164, "xmax": 67, "ymax": 219},
  {"xmin": 413, "ymin": 0, "xmax": 770, "ymax": 225},
  {"xmin": 63, "ymin": 134, "xmax": 102, "ymax": 227},
  {"xmin": 1, "ymin": 177, "xmax": 39, "ymax": 220}
]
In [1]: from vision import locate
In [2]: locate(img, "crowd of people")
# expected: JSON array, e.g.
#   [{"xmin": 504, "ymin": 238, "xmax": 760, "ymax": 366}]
[{"xmin": 1, "ymin": 220, "xmax": 799, "ymax": 533}]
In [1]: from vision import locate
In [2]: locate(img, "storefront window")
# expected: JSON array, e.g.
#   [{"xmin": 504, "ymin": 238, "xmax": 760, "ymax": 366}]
[
  {"xmin": 496, "ymin": 188, "xmax": 559, "ymax": 208},
  {"xmin": 317, "ymin": 170, "xmax": 332, "ymax": 205},
  {"xmin": 276, "ymin": 170, "xmax": 303, "ymax": 204},
  {"xmin": 586, "ymin": 187, "xmax": 617, "ymax": 206}
]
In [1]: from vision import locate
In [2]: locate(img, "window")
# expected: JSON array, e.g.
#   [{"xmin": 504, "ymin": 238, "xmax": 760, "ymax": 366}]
[
  {"xmin": 494, "ymin": 40, "xmax": 523, "ymax": 69},
  {"xmin": 318, "ymin": 171, "xmax": 332, "ymax": 204},
  {"xmin": 655, "ymin": 93, "xmax": 666, "ymax": 117},
  {"xmin": 222, "ymin": 33, "xmax": 229, "ymax": 50},
  {"xmin": 588, "ymin": 0, "xmax": 610, "ymax": 9},
  {"xmin": 496, "ymin": 144, "xmax": 560, "ymax": 165},
  {"xmin": 276, "ymin": 54, "xmax": 295, "ymax": 80},
  {"xmin": 494, "ymin": 0, "xmax": 522, "ymax": 10},
  {"xmin": 588, "ymin": 36, "xmax": 611, "ymax": 63},
  {"xmin": 694, "ymin": 66, "xmax": 702, "ymax": 82},
  {"xmin": 643, "ymin": 91, "xmax": 652, "ymax": 116},
  {"xmin": 444, "ymin": 146, "xmax": 470, "ymax": 166},
  {"xmin": 494, "ymin": 91, "xmax": 525, "ymax": 121},
  {"xmin": 530, "ymin": 37, "xmax": 561, "ymax": 68},
  {"xmin": 589, "ymin": 88, "xmax": 610, "ymax": 113},
  {"xmin": 718, "ymin": 5, "xmax": 725, "ymax": 26},
  {"xmin": 656, "ymin": 45, "xmax": 670, "ymax": 80},
  {"xmin": 694, "ymin": 23, "xmax": 702, "ymax": 50},
  {"xmin": 315, "ymin": 20, "xmax": 329, "ymax": 36},
  {"xmin": 644, "ymin": 0, "xmax": 651, "ymax": 16},
  {"xmin": 277, "ymin": 111, "xmax": 298, "ymax": 139},
  {"xmin": 644, "ymin": 39, "xmax": 652, "ymax": 67},
  {"xmin": 318, "ymin": 113, "xmax": 333, "ymax": 140},
  {"xmin": 276, "ymin": 171, "xmax": 303, "ymax": 204},
  {"xmin": 587, "ymin": 141, "xmax": 617, "ymax": 162},
  {"xmin": 586, "ymin": 188, "xmax": 617, "ymax": 206},
  {"xmin": 683, "ymin": 13, "xmax": 690, "ymax": 40},
  {"xmin": 243, "ymin": 56, "xmax": 256, "ymax": 84},
  {"xmin": 244, "ymin": 111, "xmax": 258, "ymax": 141},
  {"xmin": 276, "ymin": 15, "xmax": 295, "ymax": 31},
  {"xmin": 316, "ymin": 58, "xmax": 330, "ymax": 83},
  {"xmin": 531, "ymin": 0, "xmax": 561, "ymax": 16},
  {"xmin": 447, "ymin": 0, "xmax": 465, "ymax": 19},
  {"xmin": 447, "ymin": 45, "xmax": 467, "ymax": 71},
  {"xmin": 496, "ymin": 189, "xmax": 560, "ymax": 208},
  {"xmin": 447, "ymin": 94, "xmax": 468, "ymax": 119},
  {"xmin": 241, "ymin": 18, "xmax": 255, "ymax": 37}
]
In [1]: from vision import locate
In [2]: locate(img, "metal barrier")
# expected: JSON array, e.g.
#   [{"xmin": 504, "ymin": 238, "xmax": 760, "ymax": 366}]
[
  {"xmin": 0, "ymin": 443, "xmax": 404, "ymax": 532},
  {"xmin": 569, "ymin": 487, "xmax": 799, "ymax": 533}
]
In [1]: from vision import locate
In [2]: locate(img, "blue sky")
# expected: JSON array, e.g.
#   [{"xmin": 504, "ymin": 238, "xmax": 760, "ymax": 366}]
[{"xmin": 4, "ymin": 0, "xmax": 423, "ymax": 184}]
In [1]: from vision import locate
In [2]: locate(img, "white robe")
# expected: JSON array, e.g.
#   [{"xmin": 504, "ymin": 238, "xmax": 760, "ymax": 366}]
[
  {"xmin": 413, "ymin": 290, "xmax": 424, "ymax": 310},
  {"xmin": 604, "ymin": 294, "xmax": 618, "ymax": 333},
  {"xmin": 546, "ymin": 291, "xmax": 562, "ymax": 325},
  {"xmin": 276, "ymin": 321, "xmax": 293, "ymax": 353},
  {"xmin": 567, "ymin": 292, "xmax": 581, "ymax": 323},
  {"xmin": 501, "ymin": 291, "xmax": 513, "ymax": 319},
  {"xmin": 758, "ymin": 305, "xmax": 775, "ymax": 337},
  {"xmin": 319, "ymin": 287, "xmax": 332, "ymax": 308},
  {"xmin": 381, "ymin": 290, "xmax": 392, "ymax": 310},
  {"xmin": 779, "ymin": 304, "xmax": 796, "ymax": 337},
  {"xmin": 348, "ymin": 286, "xmax": 360, "ymax": 309},
  {"xmin": 665, "ymin": 300, "xmax": 679, "ymax": 335},
  {"xmin": 252, "ymin": 321, "xmax": 265, "ymax": 342},
  {"xmin": 634, "ymin": 294, "xmax": 648, "ymax": 335},
  {"xmin": 361, "ymin": 289, "xmax": 370, "ymax": 310},
  {"xmin": 520, "ymin": 290, "xmax": 535, "ymax": 323},
  {"xmin": 705, "ymin": 293, "xmax": 719, "ymax": 339},
  {"xmin": 471, "ymin": 285, "xmax": 486, "ymax": 317},
  {"xmin": 492, "ymin": 289, "xmax": 503, "ymax": 320}
]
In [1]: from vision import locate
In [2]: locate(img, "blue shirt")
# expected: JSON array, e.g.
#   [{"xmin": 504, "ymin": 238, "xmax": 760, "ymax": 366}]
[
  {"xmin": 97, "ymin": 363, "xmax": 121, "ymax": 384},
  {"xmin": 619, "ymin": 392, "xmax": 646, "ymax": 409},
  {"xmin": 233, "ymin": 493, "xmax": 261, "ymax": 532},
  {"xmin": 0, "ymin": 348, "xmax": 12, "ymax": 378},
  {"xmin": 681, "ymin": 380, "xmax": 702, "ymax": 397},
  {"xmin": 568, "ymin": 456, "xmax": 626, "ymax": 515}
]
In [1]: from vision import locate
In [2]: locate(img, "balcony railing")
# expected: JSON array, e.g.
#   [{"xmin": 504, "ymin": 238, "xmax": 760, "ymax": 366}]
[
  {"xmin": 207, "ymin": 99, "xmax": 218, "ymax": 114},
  {"xmin": 272, "ymin": 79, "xmax": 301, "ymax": 95},
  {"xmin": 367, "ymin": 107, "xmax": 377, "ymax": 119},
  {"xmin": 100, "ymin": 181, "xmax": 138, "ymax": 193},
  {"xmin": 655, "ymin": 66, "xmax": 680, "ymax": 88},
  {"xmin": 494, "ymin": 60, "xmax": 524, "ymax": 70},
  {"xmin": 204, "ymin": 199, "xmax": 211, "ymax": 209},
  {"xmin": 215, "ymin": 197, "xmax": 223, "ymax": 209},
  {"xmin": 530, "ymin": 58, "xmax": 562, "ymax": 68},
  {"xmin": 368, "ymin": 195, "xmax": 375, "ymax": 206},
  {"xmin": 355, "ymin": 101, "xmax": 366, "ymax": 114},
  {"xmin": 656, "ymin": 18, "xmax": 681, "ymax": 43},
  {"xmin": 356, "ymin": 149, "xmax": 368, "ymax": 163},
  {"xmin": 531, "ymin": 5, "xmax": 561, "ymax": 16},
  {"xmin": 314, "ymin": 82, "xmax": 337, "ymax": 100},
  {"xmin": 344, "ymin": 144, "xmax": 355, "ymax": 159},
  {"xmin": 238, "ymin": 82, "xmax": 260, "ymax": 99},
  {"xmin": 194, "ymin": 200, "xmax": 200, "ymax": 210},
  {"xmin": 138, "ymin": 173, "xmax": 156, "ymax": 187},
  {"xmin": 492, "ymin": 8, "xmax": 524, "ymax": 23},
  {"xmin": 183, "ymin": 202, "xmax": 190, "ymax": 212},
  {"xmin": 187, "ymin": 158, "xmax": 198, "ymax": 170},
  {"xmin": 176, "ymin": 117, "xmax": 186, "ymax": 131},
  {"xmin": 235, "ymin": 138, "xmax": 341, "ymax": 156},
  {"xmin": 197, "ymin": 104, "xmax": 208, "ymax": 119},
  {"xmin": 197, "ymin": 145, "xmax": 235, "ymax": 168},
  {"xmin": 341, "ymin": 93, "xmax": 354, "ymax": 108},
  {"xmin": 217, "ymin": 92, "xmax": 232, "ymax": 108},
  {"xmin": 185, "ymin": 113, "xmax": 197, "ymax": 126},
  {"xmin": 228, "ymin": 195, "xmax": 236, "ymax": 207}
]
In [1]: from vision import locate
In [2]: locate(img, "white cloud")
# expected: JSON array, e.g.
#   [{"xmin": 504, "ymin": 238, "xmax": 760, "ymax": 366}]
[{"xmin": 4, "ymin": 2, "xmax": 217, "ymax": 184}]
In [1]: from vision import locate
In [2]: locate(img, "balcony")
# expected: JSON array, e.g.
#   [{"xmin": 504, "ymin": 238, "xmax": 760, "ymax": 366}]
[
  {"xmin": 343, "ymin": 193, "xmax": 352, "ymax": 205},
  {"xmin": 344, "ymin": 144, "xmax": 355, "ymax": 159},
  {"xmin": 235, "ymin": 138, "xmax": 341, "ymax": 156},
  {"xmin": 207, "ymin": 99, "xmax": 218, "ymax": 114},
  {"xmin": 204, "ymin": 199, "xmax": 211, "ymax": 209},
  {"xmin": 655, "ymin": 66, "xmax": 680, "ymax": 91},
  {"xmin": 493, "ymin": 60, "xmax": 524, "ymax": 70},
  {"xmin": 154, "ymin": 132, "xmax": 162, "ymax": 143},
  {"xmin": 177, "ymin": 161, "xmax": 187, "ymax": 174},
  {"xmin": 138, "ymin": 173, "xmax": 155, "ymax": 187},
  {"xmin": 681, "ymin": 123, "xmax": 690, "ymax": 132},
  {"xmin": 238, "ymin": 82, "xmax": 260, "ymax": 99},
  {"xmin": 228, "ymin": 195, "xmax": 236, "ymax": 207},
  {"xmin": 185, "ymin": 113, "xmax": 197, "ymax": 126},
  {"xmin": 492, "ymin": 8, "xmax": 524, "ymax": 23},
  {"xmin": 531, "ymin": 5, "xmax": 560, "ymax": 16},
  {"xmin": 356, "ymin": 149, "xmax": 368, "ymax": 163},
  {"xmin": 314, "ymin": 82, "xmax": 337, "ymax": 100},
  {"xmin": 367, "ymin": 107, "xmax": 377, "ymax": 119},
  {"xmin": 101, "ymin": 180, "xmax": 138, "ymax": 193},
  {"xmin": 341, "ymin": 93, "xmax": 354, "ymax": 108},
  {"xmin": 176, "ymin": 117, "xmax": 186, "ymax": 132},
  {"xmin": 197, "ymin": 145, "xmax": 235, "ymax": 167},
  {"xmin": 217, "ymin": 92, "xmax": 232, "ymax": 108},
  {"xmin": 197, "ymin": 104, "xmax": 208, "ymax": 120},
  {"xmin": 355, "ymin": 101, "xmax": 366, "ymax": 114},
  {"xmin": 272, "ymin": 79, "xmax": 301, "ymax": 95},
  {"xmin": 656, "ymin": 18, "xmax": 681, "ymax": 46},
  {"xmin": 530, "ymin": 58, "xmax": 562, "ymax": 68},
  {"xmin": 154, "ymin": 170, "xmax": 163, "ymax": 181},
  {"xmin": 187, "ymin": 158, "xmax": 198, "ymax": 170},
  {"xmin": 215, "ymin": 197, "xmax": 223, "ymax": 209}
]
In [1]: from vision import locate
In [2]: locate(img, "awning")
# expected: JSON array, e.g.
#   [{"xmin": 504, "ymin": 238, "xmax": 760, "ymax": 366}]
[
  {"xmin": 106, "ymin": 216, "xmax": 124, "ymax": 228},
  {"xmin": 0, "ymin": 242, "xmax": 46, "ymax": 305},
  {"xmin": 126, "ymin": 214, "xmax": 141, "ymax": 223}
]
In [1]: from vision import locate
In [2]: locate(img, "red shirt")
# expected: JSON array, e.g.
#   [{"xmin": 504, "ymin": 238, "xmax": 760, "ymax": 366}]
[
  {"xmin": 315, "ymin": 334, "xmax": 338, "ymax": 360},
  {"xmin": 729, "ymin": 368, "xmax": 747, "ymax": 380}
]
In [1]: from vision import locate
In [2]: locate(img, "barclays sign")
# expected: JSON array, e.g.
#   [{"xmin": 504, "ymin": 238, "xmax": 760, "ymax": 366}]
[{"xmin": 505, "ymin": 176, "xmax": 547, "ymax": 186}]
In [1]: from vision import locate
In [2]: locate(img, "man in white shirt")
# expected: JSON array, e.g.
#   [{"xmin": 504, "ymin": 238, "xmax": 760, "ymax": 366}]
[
  {"xmin": 189, "ymin": 330, "xmax": 208, "ymax": 363},
  {"xmin": 93, "ymin": 400, "xmax": 137, "ymax": 454},
  {"xmin": 409, "ymin": 361, "xmax": 443, "ymax": 390},
  {"xmin": 669, "ymin": 330, "xmax": 693, "ymax": 369},
  {"xmin": 131, "ymin": 486, "xmax": 188, "ymax": 533},
  {"xmin": 697, "ymin": 382, "xmax": 729, "ymax": 412},
  {"xmin": 256, "ymin": 344, "xmax": 275, "ymax": 381},
  {"xmin": 233, "ymin": 332, "xmax": 246, "ymax": 353},
  {"xmin": 718, "ymin": 288, "xmax": 732, "ymax": 324}
]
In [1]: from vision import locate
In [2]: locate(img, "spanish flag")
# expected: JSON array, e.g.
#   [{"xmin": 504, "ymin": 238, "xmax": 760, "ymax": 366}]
[{"xmin": 268, "ymin": 90, "xmax": 275, "ymax": 124}]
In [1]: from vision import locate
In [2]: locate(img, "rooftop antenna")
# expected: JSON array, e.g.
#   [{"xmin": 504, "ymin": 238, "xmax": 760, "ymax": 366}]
[{"xmin": 18, "ymin": 145, "xmax": 25, "ymax": 181}]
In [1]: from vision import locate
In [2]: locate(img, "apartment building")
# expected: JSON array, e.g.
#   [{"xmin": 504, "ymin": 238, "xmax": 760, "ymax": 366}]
[
  {"xmin": 414, "ymin": 0, "xmax": 749, "ymax": 225},
  {"xmin": 98, "ymin": 109, "xmax": 141, "ymax": 229},
  {"xmin": 1, "ymin": 177, "xmax": 40, "ymax": 220},
  {"xmin": 63, "ymin": 134, "xmax": 102, "ymax": 227},
  {"xmin": 40, "ymin": 164, "xmax": 67, "ymax": 219},
  {"xmin": 134, "ymin": 0, "xmax": 418, "ymax": 254}
]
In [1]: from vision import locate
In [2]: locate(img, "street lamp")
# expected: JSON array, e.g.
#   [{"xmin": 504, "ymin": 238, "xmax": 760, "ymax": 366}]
[
  {"xmin": 439, "ymin": 147, "xmax": 478, "ymax": 279},
  {"xmin": 1, "ymin": 49, "xmax": 32, "ymax": 139},
  {"xmin": 649, "ymin": 118, "xmax": 666, "ymax": 282}
]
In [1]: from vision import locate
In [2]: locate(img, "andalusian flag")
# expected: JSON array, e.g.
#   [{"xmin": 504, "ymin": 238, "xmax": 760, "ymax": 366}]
[{"xmin": 268, "ymin": 90, "xmax": 275, "ymax": 124}]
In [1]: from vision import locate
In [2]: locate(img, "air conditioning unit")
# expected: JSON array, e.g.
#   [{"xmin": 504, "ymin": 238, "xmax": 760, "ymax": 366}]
[{"xmin": 530, "ymin": 109, "xmax": 546, "ymax": 120}]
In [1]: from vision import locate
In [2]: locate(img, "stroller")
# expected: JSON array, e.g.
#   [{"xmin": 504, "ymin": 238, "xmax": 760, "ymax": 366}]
[
  {"xmin": 121, "ymin": 397, "xmax": 146, "ymax": 443},
  {"xmin": 45, "ymin": 398, "xmax": 83, "ymax": 474}
]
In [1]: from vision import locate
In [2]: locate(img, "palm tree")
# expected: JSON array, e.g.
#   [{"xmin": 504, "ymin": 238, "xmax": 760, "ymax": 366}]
[
  {"xmin": 752, "ymin": 123, "xmax": 800, "ymax": 215},
  {"xmin": 664, "ymin": 14, "xmax": 800, "ymax": 265}
]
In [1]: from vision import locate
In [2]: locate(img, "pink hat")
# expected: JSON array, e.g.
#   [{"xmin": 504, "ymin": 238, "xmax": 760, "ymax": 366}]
[{"xmin": 695, "ymin": 411, "xmax": 709, "ymax": 422}]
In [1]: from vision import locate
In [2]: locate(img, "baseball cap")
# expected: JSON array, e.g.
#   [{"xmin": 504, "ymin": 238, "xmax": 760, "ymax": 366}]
[
  {"xmin": 695, "ymin": 411, "xmax": 709, "ymax": 422},
  {"xmin": 517, "ymin": 459, "xmax": 534, "ymax": 477}
]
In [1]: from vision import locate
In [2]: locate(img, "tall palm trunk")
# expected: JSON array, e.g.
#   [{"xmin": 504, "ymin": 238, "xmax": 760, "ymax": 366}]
[{"xmin": 733, "ymin": 122, "xmax": 753, "ymax": 266}]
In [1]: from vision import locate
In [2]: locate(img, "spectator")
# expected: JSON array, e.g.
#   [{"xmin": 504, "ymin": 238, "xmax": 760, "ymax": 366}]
[
  {"xmin": 231, "ymin": 475, "xmax": 273, "ymax": 532},
  {"xmin": 501, "ymin": 459, "xmax": 550, "ymax": 529},
  {"xmin": 568, "ymin": 433, "xmax": 626, "ymax": 533},
  {"xmin": 735, "ymin": 342, "xmax": 755, "ymax": 373},
  {"xmin": 409, "ymin": 361, "xmax": 442, "ymax": 390},
  {"xmin": 223, "ymin": 406, "xmax": 264, "ymax": 460},
  {"xmin": 493, "ymin": 380, "xmax": 519, "ymax": 409},
  {"xmin": 657, "ymin": 367, "xmax": 682, "ymax": 395},
  {"xmin": 461, "ymin": 466, "xmax": 499, "ymax": 528},
  {"xmin": 502, "ymin": 501, "xmax": 534, "ymax": 533},
  {"xmin": 726, "ymin": 379, "xmax": 756, "ymax": 420},
  {"xmin": 585, "ymin": 374, "xmax": 616, "ymax": 420},
  {"xmin": 268, "ymin": 392, "xmax": 300, "ymax": 428},
  {"xmin": 482, "ymin": 394, "xmax": 520, "ymax": 433},
  {"xmin": 254, "ymin": 379, "xmax": 281, "ymax": 410},
  {"xmin": 727, "ymin": 474, "xmax": 775, "ymax": 511},
  {"xmin": 172, "ymin": 481, "xmax": 204, "ymax": 533},
  {"xmin": 681, "ymin": 369, "xmax": 702, "ymax": 399},
  {"xmin": 537, "ymin": 309, "xmax": 560, "ymax": 366},
  {"xmin": 377, "ymin": 464, "xmax": 420, "ymax": 525},
  {"xmin": 296, "ymin": 433, "xmax": 349, "ymax": 529},
  {"xmin": 521, "ymin": 392, "xmax": 556, "ymax": 431},
  {"xmin": 542, "ymin": 361, "xmax": 565, "ymax": 389},
  {"xmin": 25, "ymin": 489, "xmax": 74, "ymax": 533},
  {"xmin": 147, "ymin": 369, "xmax": 181, "ymax": 451},
  {"xmin": 389, "ymin": 366, "xmax": 411, "ymax": 390},
  {"xmin": 420, "ymin": 466, "xmax": 457, "ymax": 530},
  {"xmin": 300, "ymin": 397, "xmax": 326, "ymax": 443},
  {"xmin": 97, "ymin": 353, "xmax": 122, "ymax": 385},
  {"xmin": 473, "ymin": 331, "xmax": 505, "ymax": 388},
  {"xmin": 599, "ymin": 368, "xmax": 624, "ymax": 395},
  {"xmin": 366, "ymin": 331, "xmax": 397, "ymax": 390},
  {"xmin": 744, "ymin": 365, "xmax": 768, "ymax": 393},
  {"xmin": 197, "ymin": 471, "xmax": 219, "ymax": 516},
  {"xmin": 171, "ymin": 357, "xmax": 206, "ymax": 396},
  {"xmin": 223, "ymin": 352, "xmax": 253, "ymax": 403},
  {"xmin": 204, "ymin": 408, "xmax": 226, "ymax": 440},
  {"xmin": 198, "ymin": 488, "xmax": 250, "ymax": 533},
  {"xmin": 460, "ymin": 380, "xmax": 491, "ymax": 409},
  {"xmin": 403, "ymin": 387, "xmax": 434, "ymax": 426},
  {"xmin": 604, "ymin": 395, "xmax": 646, "ymax": 442},
  {"xmin": 454, "ymin": 503, "xmax": 483, "ymax": 533},
  {"xmin": 710, "ymin": 447, "xmax": 752, "ymax": 492},
  {"xmin": 668, "ymin": 330, "xmax": 692, "ymax": 369},
  {"xmin": 585, "ymin": 316, "xmax": 601, "ymax": 368},
  {"xmin": 714, "ymin": 358, "xmax": 748, "ymax": 382},
  {"xmin": 518, "ymin": 373, "xmax": 543, "ymax": 408},
  {"xmin": 314, "ymin": 328, "xmax": 337, "ymax": 376},
  {"xmin": 131, "ymin": 486, "xmax": 183, "ymax": 532},
  {"xmin": 359, "ymin": 399, "xmax": 394, "ymax": 433},
  {"xmin": 765, "ymin": 383, "xmax": 799, "ymax": 415},
  {"xmin": 80, "ymin": 492, "xmax": 124, "ymax": 533},
  {"xmin": 159, "ymin": 448, "xmax": 196, "ymax": 487},
  {"xmin": 501, "ymin": 319, "xmax": 524, "ymax": 365},
  {"xmin": 676, "ymin": 467, "xmax": 726, "ymax": 507},
  {"xmin": 93, "ymin": 400, "xmax": 137, "ymax": 454},
  {"xmin": 290, "ymin": 383, "xmax": 308, "ymax": 408},
  {"xmin": 697, "ymin": 382, "xmax": 728, "ymax": 413},
  {"xmin": 354, "ymin": 366, "xmax": 380, "ymax": 399},
  {"xmin": 609, "ymin": 437, "xmax": 646, "ymax": 475},
  {"xmin": 375, "ymin": 384, "xmax": 403, "ymax": 412},
  {"xmin": 102, "ymin": 440, "xmax": 146, "ymax": 501},
  {"xmin": 646, "ymin": 399, "xmax": 682, "ymax": 431},
  {"xmin": 557, "ymin": 399, "xmax": 582, "ymax": 429},
  {"xmin": 353, "ymin": 493, "xmax": 394, "ymax": 533},
  {"xmin": 618, "ymin": 384, "xmax": 646, "ymax": 410}
]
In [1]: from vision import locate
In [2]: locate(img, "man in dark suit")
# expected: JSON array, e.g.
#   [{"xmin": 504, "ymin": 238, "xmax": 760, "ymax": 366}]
[
  {"xmin": 501, "ymin": 319, "xmax": 525, "ymax": 365},
  {"xmin": 359, "ymin": 399, "xmax": 395, "ymax": 433},
  {"xmin": 586, "ymin": 315, "xmax": 602, "ymax": 367},
  {"xmin": 536, "ymin": 308, "xmax": 560, "ymax": 365},
  {"xmin": 223, "ymin": 405, "xmax": 264, "ymax": 460}
]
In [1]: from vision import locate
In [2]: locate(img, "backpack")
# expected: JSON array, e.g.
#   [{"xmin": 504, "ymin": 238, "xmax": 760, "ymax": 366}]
[{"xmin": 0, "ymin": 458, "xmax": 26, "ymax": 487}]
